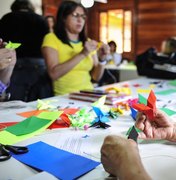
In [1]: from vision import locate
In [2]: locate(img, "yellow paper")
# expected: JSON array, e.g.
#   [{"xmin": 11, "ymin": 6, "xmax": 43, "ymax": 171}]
[{"xmin": 137, "ymin": 89, "xmax": 151, "ymax": 93}]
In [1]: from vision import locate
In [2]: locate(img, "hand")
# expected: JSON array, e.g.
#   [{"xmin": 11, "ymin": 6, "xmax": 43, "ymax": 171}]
[
  {"xmin": 135, "ymin": 110, "xmax": 175, "ymax": 141},
  {"xmin": 98, "ymin": 43, "xmax": 110, "ymax": 61},
  {"xmin": 81, "ymin": 40, "xmax": 98, "ymax": 56},
  {"xmin": 101, "ymin": 135, "xmax": 150, "ymax": 179},
  {"xmin": 0, "ymin": 48, "xmax": 16, "ymax": 70},
  {"xmin": 0, "ymin": 38, "xmax": 7, "ymax": 48}
]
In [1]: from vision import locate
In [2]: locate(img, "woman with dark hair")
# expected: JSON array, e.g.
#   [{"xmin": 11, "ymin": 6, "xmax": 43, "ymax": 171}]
[{"xmin": 42, "ymin": 1, "xmax": 110, "ymax": 95}]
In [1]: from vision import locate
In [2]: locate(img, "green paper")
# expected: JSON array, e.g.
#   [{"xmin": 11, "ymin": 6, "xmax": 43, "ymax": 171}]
[
  {"xmin": 138, "ymin": 94, "xmax": 147, "ymax": 105},
  {"xmin": 5, "ymin": 41, "xmax": 21, "ymax": 49},
  {"xmin": 156, "ymin": 89, "xmax": 176, "ymax": 95},
  {"xmin": 0, "ymin": 111, "xmax": 62, "ymax": 145},
  {"xmin": 169, "ymin": 80, "xmax": 176, "ymax": 87},
  {"xmin": 159, "ymin": 108, "xmax": 176, "ymax": 116},
  {"xmin": 6, "ymin": 116, "xmax": 50, "ymax": 136},
  {"xmin": 126, "ymin": 126, "xmax": 142, "ymax": 136}
]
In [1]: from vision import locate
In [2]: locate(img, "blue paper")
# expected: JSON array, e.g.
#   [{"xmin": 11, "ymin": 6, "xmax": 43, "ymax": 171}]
[
  {"xmin": 130, "ymin": 107, "xmax": 137, "ymax": 121},
  {"xmin": 12, "ymin": 141, "xmax": 100, "ymax": 180},
  {"xmin": 92, "ymin": 106, "xmax": 109, "ymax": 123}
]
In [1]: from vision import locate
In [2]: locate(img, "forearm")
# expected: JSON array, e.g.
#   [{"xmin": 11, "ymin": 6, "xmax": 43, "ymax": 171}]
[
  {"xmin": 0, "ymin": 66, "xmax": 14, "ymax": 84},
  {"xmin": 118, "ymin": 156, "xmax": 151, "ymax": 180},
  {"xmin": 49, "ymin": 52, "xmax": 86, "ymax": 80},
  {"xmin": 91, "ymin": 63, "xmax": 104, "ymax": 81}
]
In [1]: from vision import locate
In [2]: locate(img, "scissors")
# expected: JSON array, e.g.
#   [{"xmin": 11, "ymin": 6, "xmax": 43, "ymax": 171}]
[{"xmin": 0, "ymin": 143, "xmax": 28, "ymax": 161}]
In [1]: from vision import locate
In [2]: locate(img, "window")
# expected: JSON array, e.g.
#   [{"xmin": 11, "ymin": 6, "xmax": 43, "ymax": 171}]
[{"xmin": 99, "ymin": 10, "xmax": 132, "ymax": 53}]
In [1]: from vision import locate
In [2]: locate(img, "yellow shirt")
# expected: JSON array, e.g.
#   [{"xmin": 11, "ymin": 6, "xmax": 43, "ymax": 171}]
[{"xmin": 42, "ymin": 33, "xmax": 94, "ymax": 95}]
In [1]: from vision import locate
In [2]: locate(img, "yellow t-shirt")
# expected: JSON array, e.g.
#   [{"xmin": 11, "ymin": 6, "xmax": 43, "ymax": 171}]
[{"xmin": 42, "ymin": 33, "xmax": 94, "ymax": 95}]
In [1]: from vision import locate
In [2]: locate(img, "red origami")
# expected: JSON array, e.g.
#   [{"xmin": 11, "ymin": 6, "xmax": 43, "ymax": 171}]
[{"xmin": 132, "ymin": 90, "xmax": 156, "ymax": 120}]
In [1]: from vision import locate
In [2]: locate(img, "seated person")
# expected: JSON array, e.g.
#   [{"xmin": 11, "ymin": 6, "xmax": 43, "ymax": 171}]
[
  {"xmin": 107, "ymin": 41, "xmax": 122, "ymax": 66},
  {"xmin": 101, "ymin": 109, "xmax": 176, "ymax": 179},
  {"xmin": 135, "ymin": 37, "xmax": 176, "ymax": 79},
  {"xmin": 0, "ymin": 39, "xmax": 16, "ymax": 100}
]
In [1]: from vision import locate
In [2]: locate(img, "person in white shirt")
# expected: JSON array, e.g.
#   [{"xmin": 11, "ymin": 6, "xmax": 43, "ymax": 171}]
[{"xmin": 108, "ymin": 41, "xmax": 122, "ymax": 66}]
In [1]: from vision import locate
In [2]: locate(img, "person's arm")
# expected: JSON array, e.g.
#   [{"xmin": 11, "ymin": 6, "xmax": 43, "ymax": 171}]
[
  {"xmin": 0, "ymin": 48, "xmax": 16, "ymax": 85},
  {"xmin": 90, "ymin": 43, "xmax": 110, "ymax": 81},
  {"xmin": 101, "ymin": 135, "xmax": 151, "ymax": 180},
  {"xmin": 42, "ymin": 40, "xmax": 98, "ymax": 81},
  {"xmin": 135, "ymin": 110, "xmax": 176, "ymax": 142}
]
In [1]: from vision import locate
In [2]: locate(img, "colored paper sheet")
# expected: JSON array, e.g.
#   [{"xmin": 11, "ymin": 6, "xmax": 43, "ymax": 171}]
[
  {"xmin": 137, "ymin": 89, "xmax": 151, "ymax": 93},
  {"xmin": 37, "ymin": 111, "xmax": 62, "ymax": 120},
  {"xmin": 0, "ymin": 122, "xmax": 18, "ymax": 128},
  {"xmin": 0, "ymin": 111, "xmax": 62, "ymax": 145},
  {"xmin": 160, "ymin": 108, "xmax": 176, "ymax": 116},
  {"xmin": 12, "ymin": 141, "xmax": 100, "ymax": 180},
  {"xmin": 156, "ymin": 89, "xmax": 176, "ymax": 95},
  {"xmin": 6, "ymin": 117, "xmax": 51, "ymax": 136},
  {"xmin": 169, "ymin": 80, "xmax": 176, "ymax": 87},
  {"xmin": 17, "ymin": 110, "xmax": 48, "ymax": 118}
]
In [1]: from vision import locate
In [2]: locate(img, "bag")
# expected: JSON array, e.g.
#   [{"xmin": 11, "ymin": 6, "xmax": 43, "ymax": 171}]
[{"xmin": 135, "ymin": 48, "xmax": 176, "ymax": 79}]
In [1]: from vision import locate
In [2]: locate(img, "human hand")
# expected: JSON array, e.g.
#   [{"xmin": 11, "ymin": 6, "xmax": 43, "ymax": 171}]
[
  {"xmin": 98, "ymin": 43, "xmax": 111, "ymax": 62},
  {"xmin": 0, "ymin": 38, "xmax": 7, "ymax": 48},
  {"xmin": 0, "ymin": 48, "xmax": 16, "ymax": 70},
  {"xmin": 101, "ymin": 135, "xmax": 149, "ymax": 179},
  {"xmin": 135, "ymin": 110, "xmax": 175, "ymax": 141},
  {"xmin": 81, "ymin": 40, "xmax": 98, "ymax": 56}
]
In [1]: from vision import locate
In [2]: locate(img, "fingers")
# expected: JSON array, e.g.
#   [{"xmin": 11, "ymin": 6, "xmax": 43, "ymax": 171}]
[
  {"xmin": 135, "ymin": 112, "xmax": 146, "ymax": 131},
  {"xmin": 0, "ymin": 49, "xmax": 16, "ymax": 70}
]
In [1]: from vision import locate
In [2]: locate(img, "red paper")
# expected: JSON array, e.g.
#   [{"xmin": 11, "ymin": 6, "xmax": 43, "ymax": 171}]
[{"xmin": 132, "ymin": 90, "xmax": 156, "ymax": 119}]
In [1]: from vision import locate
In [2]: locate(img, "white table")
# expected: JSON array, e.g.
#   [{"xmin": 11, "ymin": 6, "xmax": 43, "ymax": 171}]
[
  {"xmin": 105, "ymin": 63, "xmax": 140, "ymax": 82},
  {"xmin": 0, "ymin": 77, "xmax": 176, "ymax": 180}
]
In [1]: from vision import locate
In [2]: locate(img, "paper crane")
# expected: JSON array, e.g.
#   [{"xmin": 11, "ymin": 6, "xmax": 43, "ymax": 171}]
[
  {"xmin": 90, "ymin": 106, "xmax": 110, "ymax": 129},
  {"xmin": 131, "ymin": 90, "xmax": 156, "ymax": 120}
]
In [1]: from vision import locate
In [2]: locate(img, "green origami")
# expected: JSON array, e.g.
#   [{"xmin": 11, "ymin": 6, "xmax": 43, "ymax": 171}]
[{"xmin": 5, "ymin": 41, "xmax": 21, "ymax": 49}]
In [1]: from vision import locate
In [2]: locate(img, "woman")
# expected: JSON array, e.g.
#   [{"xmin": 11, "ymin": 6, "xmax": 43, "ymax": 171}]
[{"xmin": 42, "ymin": 1, "xmax": 109, "ymax": 95}]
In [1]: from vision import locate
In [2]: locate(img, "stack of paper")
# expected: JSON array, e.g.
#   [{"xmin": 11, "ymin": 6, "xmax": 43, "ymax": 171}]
[{"xmin": 69, "ymin": 91, "xmax": 131, "ymax": 105}]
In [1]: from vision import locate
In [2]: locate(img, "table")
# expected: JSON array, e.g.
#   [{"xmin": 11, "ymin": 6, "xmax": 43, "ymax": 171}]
[
  {"xmin": 105, "ymin": 63, "xmax": 140, "ymax": 82},
  {"xmin": 0, "ymin": 77, "xmax": 176, "ymax": 180}
]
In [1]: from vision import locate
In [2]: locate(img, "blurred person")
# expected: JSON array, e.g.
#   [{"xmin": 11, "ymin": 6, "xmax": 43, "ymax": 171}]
[
  {"xmin": 108, "ymin": 41, "xmax": 122, "ymax": 66},
  {"xmin": 101, "ymin": 109, "xmax": 176, "ymax": 179},
  {"xmin": 42, "ymin": 1, "xmax": 110, "ymax": 95},
  {"xmin": 136, "ymin": 37, "xmax": 176, "ymax": 79},
  {"xmin": 45, "ymin": 15, "xmax": 55, "ymax": 33},
  {"xmin": 0, "ymin": 0, "xmax": 53, "ymax": 102}
]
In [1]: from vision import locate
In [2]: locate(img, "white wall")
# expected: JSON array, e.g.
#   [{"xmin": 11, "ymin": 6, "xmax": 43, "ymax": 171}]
[
  {"xmin": 0, "ymin": 0, "xmax": 13, "ymax": 18},
  {"xmin": 0, "ymin": 0, "xmax": 42, "ymax": 19}
]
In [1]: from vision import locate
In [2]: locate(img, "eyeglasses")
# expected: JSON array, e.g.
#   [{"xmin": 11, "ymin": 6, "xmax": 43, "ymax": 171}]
[{"xmin": 71, "ymin": 12, "xmax": 87, "ymax": 20}]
